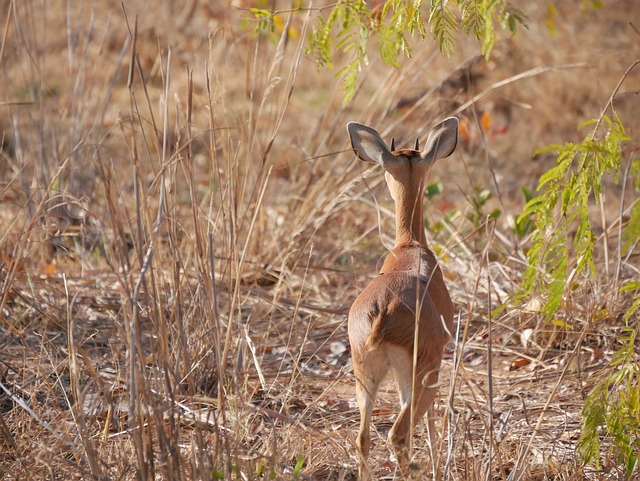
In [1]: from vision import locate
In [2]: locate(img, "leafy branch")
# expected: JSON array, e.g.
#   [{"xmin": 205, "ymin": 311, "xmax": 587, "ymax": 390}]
[
  {"xmin": 251, "ymin": 1, "xmax": 525, "ymax": 102},
  {"xmin": 304, "ymin": 0, "xmax": 525, "ymax": 102},
  {"xmin": 517, "ymin": 114, "xmax": 630, "ymax": 317},
  {"xmin": 579, "ymin": 318, "xmax": 639, "ymax": 476},
  {"xmin": 516, "ymin": 59, "xmax": 640, "ymax": 475}
]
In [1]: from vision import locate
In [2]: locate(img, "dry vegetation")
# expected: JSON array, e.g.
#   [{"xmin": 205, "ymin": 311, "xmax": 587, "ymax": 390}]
[{"xmin": 1, "ymin": 1, "xmax": 639, "ymax": 480}]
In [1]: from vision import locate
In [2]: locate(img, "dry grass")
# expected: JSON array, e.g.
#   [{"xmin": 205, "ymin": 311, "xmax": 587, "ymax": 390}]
[{"xmin": 1, "ymin": 1, "xmax": 639, "ymax": 480}]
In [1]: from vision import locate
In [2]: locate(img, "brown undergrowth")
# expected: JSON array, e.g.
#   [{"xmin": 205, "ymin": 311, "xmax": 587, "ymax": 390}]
[{"xmin": 1, "ymin": 1, "xmax": 638, "ymax": 480}]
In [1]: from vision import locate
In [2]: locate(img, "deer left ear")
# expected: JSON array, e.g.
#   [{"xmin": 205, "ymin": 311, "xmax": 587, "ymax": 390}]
[
  {"xmin": 419, "ymin": 117, "xmax": 459, "ymax": 163},
  {"xmin": 346, "ymin": 122, "xmax": 399, "ymax": 167}
]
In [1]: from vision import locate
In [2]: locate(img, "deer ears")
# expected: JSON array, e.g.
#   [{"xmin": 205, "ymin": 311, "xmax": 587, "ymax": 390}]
[{"xmin": 346, "ymin": 117, "xmax": 459, "ymax": 166}]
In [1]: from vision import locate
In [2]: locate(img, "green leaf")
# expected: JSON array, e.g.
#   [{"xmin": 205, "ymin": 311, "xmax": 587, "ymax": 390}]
[
  {"xmin": 293, "ymin": 456, "xmax": 305, "ymax": 479},
  {"xmin": 521, "ymin": 185, "xmax": 534, "ymax": 202},
  {"xmin": 250, "ymin": 8, "xmax": 274, "ymax": 32},
  {"xmin": 429, "ymin": 0, "xmax": 459, "ymax": 57},
  {"xmin": 425, "ymin": 181, "xmax": 443, "ymax": 198},
  {"xmin": 551, "ymin": 318, "xmax": 573, "ymax": 330},
  {"xmin": 518, "ymin": 195, "xmax": 546, "ymax": 222}
]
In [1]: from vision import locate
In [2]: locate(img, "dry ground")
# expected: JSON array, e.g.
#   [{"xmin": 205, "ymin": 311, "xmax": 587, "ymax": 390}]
[{"xmin": 1, "ymin": 1, "xmax": 639, "ymax": 480}]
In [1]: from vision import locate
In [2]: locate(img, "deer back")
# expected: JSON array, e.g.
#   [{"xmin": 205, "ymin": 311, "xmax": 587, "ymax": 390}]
[{"xmin": 348, "ymin": 241, "xmax": 453, "ymax": 360}]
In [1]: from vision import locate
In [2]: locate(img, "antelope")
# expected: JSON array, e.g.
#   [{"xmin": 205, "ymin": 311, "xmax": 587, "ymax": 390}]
[{"xmin": 346, "ymin": 118, "xmax": 458, "ymax": 480}]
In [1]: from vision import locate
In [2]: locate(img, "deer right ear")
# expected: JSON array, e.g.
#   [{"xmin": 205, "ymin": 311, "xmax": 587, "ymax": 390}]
[
  {"xmin": 347, "ymin": 122, "xmax": 397, "ymax": 166},
  {"xmin": 419, "ymin": 117, "xmax": 459, "ymax": 164}
]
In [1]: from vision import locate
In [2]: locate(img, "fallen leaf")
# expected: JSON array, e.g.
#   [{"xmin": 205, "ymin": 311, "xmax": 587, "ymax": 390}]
[
  {"xmin": 43, "ymin": 261, "xmax": 57, "ymax": 276},
  {"xmin": 480, "ymin": 111, "xmax": 492, "ymax": 133},
  {"xmin": 509, "ymin": 358, "xmax": 531, "ymax": 371},
  {"xmin": 520, "ymin": 328, "xmax": 534, "ymax": 348},
  {"xmin": 329, "ymin": 341, "xmax": 347, "ymax": 355}
]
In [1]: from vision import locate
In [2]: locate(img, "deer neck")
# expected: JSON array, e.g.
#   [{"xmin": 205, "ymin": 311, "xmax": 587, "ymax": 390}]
[{"xmin": 393, "ymin": 177, "xmax": 426, "ymax": 247}]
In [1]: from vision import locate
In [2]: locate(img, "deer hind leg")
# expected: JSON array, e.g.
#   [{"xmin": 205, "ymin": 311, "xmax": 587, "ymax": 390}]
[
  {"xmin": 423, "ymin": 373, "xmax": 443, "ymax": 480},
  {"xmin": 387, "ymin": 347, "xmax": 442, "ymax": 474},
  {"xmin": 353, "ymin": 352, "xmax": 387, "ymax": 481}
]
